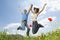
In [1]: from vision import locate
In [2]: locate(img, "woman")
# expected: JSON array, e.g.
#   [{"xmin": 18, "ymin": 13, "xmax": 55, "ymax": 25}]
[{"xmin": 31, "ymin": 3, "xmax": 47, "ymax": 34}]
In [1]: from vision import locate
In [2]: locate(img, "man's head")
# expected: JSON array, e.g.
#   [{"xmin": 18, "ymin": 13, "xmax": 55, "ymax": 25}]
[
  {"xmin": 34, "ymin": 7, "xmax": 39, "ymax": 13},
  {"xmin": 24, "ymin": 9, "xmax": 27, "ymax": 14}
]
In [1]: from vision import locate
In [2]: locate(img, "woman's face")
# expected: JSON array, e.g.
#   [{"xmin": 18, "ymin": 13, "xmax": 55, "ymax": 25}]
[
  {"xmin": 34, "ymin": 9, "xmax": 38, "ymax": 13},
  {"xmin": 34, "ymin": 8, "xmax": 39, "ymax": 14}
]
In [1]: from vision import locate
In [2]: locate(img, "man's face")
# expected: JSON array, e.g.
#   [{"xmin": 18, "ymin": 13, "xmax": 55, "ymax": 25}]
[{"xmin": 24, "ymin": 9, "xmax": 27, "ymax": 14}]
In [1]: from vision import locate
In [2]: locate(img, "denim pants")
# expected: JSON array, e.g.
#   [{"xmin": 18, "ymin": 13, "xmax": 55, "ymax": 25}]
[
  {"xmin": 17, "ymin": 20, "xmax": 30, "ymax": 36},
  {"xmin": 32, "ymin": 21, "xmax": 44, "ymax": 34}
]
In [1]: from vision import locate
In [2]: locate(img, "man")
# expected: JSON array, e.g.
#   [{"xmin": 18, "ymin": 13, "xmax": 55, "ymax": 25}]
[{"xmin": 17, "ymin": 5, "xmax": 33, "ymax": 36}]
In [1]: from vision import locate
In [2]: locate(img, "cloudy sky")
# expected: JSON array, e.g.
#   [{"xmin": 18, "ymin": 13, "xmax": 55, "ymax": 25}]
[{"xmin": 0, "ymin": 0, "xmax": 60, "ymax": 36}]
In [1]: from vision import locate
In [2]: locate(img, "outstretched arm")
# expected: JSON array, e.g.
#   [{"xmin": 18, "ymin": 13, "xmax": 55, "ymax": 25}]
[
  {"xmin": 27, "ymin": 4, "xmax": 33, "ymax": 14},
  {"xmin": 38, "ymin": 3, "xmax": 47, "ymax": 15},
  {"xmin": 18, "ymin": 5, "xmax": 22, "ymax": 13},
  {"xmin": 30, "ymin": 4, "xmax": 35, "ymax": 13}
]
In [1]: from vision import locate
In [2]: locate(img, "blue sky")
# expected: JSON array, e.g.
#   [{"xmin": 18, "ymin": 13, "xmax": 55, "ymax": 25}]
[
  {"xmin": 0, "ymin": 0, "xmax": 60, "ymax": 35},
  {"xmin": 0, "ymin": 0, "xmax": 21, "ymax": 31}
]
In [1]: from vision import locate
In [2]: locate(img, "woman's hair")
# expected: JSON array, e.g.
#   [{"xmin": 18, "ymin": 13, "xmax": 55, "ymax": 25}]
[{"xmin": 34, "ymin": 7, "xmax": 39, "ymax": 13}]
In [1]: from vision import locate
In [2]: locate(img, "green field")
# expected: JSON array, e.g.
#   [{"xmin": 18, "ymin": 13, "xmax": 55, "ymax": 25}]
[{"xmin": 0, "ymin": 29, "xmax": 60, "ymax": 40}]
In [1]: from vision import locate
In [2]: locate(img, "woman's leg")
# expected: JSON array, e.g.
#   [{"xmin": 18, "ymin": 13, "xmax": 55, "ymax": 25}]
[
  {"xmin": 32, "ymin": 21, "xmax": 40, "ymax": 34},
  {"xmin": 32, "ymin": 21, "xmax": 44, "ymax": 34},
  {"xmin": 38, "ymin": 24, "xmax": 44, "ymax": 28}
]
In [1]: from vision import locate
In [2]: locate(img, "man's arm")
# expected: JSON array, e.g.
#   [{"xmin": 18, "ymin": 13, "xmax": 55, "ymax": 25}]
[
  {"xmin": 27, "ymin": 4, "xmax": 33, "ymax": 14},
  {"xmin": 18, "ymin": 5, "xmax": 22, "ymax": 13},
  {"xmin": 38, "ymin": 3, "xmax": 47, "ymax": 15}
]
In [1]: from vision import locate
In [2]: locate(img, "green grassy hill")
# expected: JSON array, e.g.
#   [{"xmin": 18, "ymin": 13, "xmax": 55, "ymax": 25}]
[{"xmin": 0, "ymin": 29, "xmax": 60, "ymax": 40}]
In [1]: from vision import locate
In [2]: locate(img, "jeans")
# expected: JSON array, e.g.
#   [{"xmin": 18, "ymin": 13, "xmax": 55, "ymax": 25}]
[
  {"xmin": 17, "ymin": 20, "xmax": 30, "ymax": 36},
  {"xmin": 32, "ymin": 21, "xmax": 44, "ymax": 34}
]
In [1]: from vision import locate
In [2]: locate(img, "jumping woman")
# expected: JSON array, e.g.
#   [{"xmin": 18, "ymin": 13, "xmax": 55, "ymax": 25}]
[{"xmin": 31, "ymin": 3, "xmax": 47, "ymax": 34}]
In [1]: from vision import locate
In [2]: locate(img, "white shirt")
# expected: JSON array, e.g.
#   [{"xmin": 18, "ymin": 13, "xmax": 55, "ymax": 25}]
[{"xmin": 31, "ymin": 14, "xmax": 38, "ymax": 21}]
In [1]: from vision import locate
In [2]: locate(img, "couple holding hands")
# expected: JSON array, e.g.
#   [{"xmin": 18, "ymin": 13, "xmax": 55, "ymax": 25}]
[{"xmin": 17, "ymin": 3, "xmax": 47, "ymax": 36}]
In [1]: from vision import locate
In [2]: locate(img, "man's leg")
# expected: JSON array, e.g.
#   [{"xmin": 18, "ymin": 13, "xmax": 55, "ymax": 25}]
[
  {"xmin": 25, "ymin": 22, "xmax": 30, "ymax": 36},
  {"xmin": 26, "ymin": 27, "xmax": 30, "ymax": 36},
  {"xmin": 17, "ymin": 22, "xmax": 25, "ymax": 30}
]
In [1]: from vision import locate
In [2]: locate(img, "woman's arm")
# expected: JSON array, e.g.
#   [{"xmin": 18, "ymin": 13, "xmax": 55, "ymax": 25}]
[
  {"xmin": 38, "ymin": 3, "xmax": 47, "ymax": 15},
  {"xmin": 30, "ymin": 4, "xmax": 35, "ymax": 14}
]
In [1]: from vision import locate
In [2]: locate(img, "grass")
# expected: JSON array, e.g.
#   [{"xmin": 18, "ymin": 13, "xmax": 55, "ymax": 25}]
[{"xmin": 0, "ymin": 29, "xmax": 60, "ymax": 40}]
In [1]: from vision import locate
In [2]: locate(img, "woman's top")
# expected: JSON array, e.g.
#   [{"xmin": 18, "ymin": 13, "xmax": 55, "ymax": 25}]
[{"xmin": 31, "ymin": 14, "xmax": 38, "ymax": 21}]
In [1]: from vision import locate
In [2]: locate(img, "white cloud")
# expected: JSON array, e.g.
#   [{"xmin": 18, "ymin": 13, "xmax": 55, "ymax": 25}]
[
  {"xmin": 38, "ymin": 17, "xmax": 56, "ymax": 25},
  {"xmin": 4, "ymin": 23, "xmax": 21, "ymax": 29},
  {"xmin": 21, "ymin": 0, "xmax": 60, "ymax": 13},
  {"xmin": 48, "ymin": 1, "xmax": 60, "ymax": 11},
  {"xmin": 48, "ymin": 8, "xmax": 56, "ymax": 12},
  {"xmin": 39, "ymin": 0, "xmax": 60, "ymax": 11},
  {"xmin": 4, "ymin": 23, "xmax": 27, "ymax": 36}
]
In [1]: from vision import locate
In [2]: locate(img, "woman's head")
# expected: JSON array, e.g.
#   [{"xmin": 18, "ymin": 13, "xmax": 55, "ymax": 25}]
[{"xmin": 34, "ymin": 7, "xmax": 39, "ymax": 13}]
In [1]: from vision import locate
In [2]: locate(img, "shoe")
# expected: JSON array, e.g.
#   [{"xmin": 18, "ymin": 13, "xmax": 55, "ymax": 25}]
[{"xmin": 17, "ymin": 27, "xmax": 20, "ymax": 30}]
